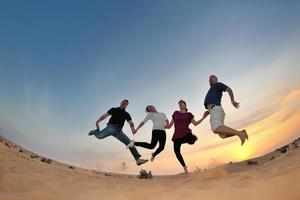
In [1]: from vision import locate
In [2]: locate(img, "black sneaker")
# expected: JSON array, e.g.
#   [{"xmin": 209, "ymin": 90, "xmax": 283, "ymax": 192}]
[{"xmin": 88, "ymin": 129, "xmax": 96, "ymax": 136}]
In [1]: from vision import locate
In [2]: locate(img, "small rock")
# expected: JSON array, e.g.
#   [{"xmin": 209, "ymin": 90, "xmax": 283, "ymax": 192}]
[
  {"xmin": 270, "ymin": 156, "xmax": 276, "ymax": 161},
  {"xmin": 5, "ymin": 142, "xmax": 11, "ymax": 149},
  {"xmin": 30, "ymin": 154, "xmax": 39, "ymax": 159},
  {"xmin": 69, "ymin": 166, "xmax": 75, "ymax": 169},
  {"xmin": 247, "ymin": 160, "xmax": 258, "ymax": 165},
  {"xmin": 276, "ymin": 145, "xmax": 289, "ymax": 153},
  {"xmin": 41, "ymin": 158, "xmax": 52, "ymax": 164},
  {"xmin": 19, "ymin": 149, "xmax": 23, "ymax": 153}
]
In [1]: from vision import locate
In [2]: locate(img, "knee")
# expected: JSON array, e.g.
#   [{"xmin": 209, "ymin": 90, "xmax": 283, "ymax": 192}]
[
  {"xmin": 149, "ymin": 142, "xmax": 157, "ymax": 149},
  {"xmin": 158, "ymin": 146, "xmax": 165, "ymax": 151}
]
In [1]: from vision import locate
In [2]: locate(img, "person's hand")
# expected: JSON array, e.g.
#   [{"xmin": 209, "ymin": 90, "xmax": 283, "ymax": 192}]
[
  {"xmin": 232, "ymin": 101, "xmax": 240, "ymax": 109},
  {"xmin": 203, "ymin": 111, "xmax": 210, "ymax": 119},
  {"xmin": 133, "ymin": 129, "xmax": 137, "ymax": 134}
]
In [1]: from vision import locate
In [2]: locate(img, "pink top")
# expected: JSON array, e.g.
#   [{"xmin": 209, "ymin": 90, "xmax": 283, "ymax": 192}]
[{"xmin": 172, "ymin": 111, "xmax": 194, "ymax": 140}]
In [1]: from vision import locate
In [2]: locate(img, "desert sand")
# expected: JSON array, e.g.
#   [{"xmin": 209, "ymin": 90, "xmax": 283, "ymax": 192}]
[{"xmin": 1, "ymin": 135, "xmax": 300, "ymax": 200}]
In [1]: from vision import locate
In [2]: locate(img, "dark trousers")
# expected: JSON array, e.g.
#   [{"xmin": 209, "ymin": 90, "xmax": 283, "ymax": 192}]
[
  {"xmin": 173, "ymin": 133, "xmax": 197, "ymax": 167},
  {"xmin": 134, "ymin": 130, "xmax": 166, "ymax": 158}
]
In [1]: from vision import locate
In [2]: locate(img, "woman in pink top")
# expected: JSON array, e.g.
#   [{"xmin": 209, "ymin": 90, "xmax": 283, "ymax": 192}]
[{"xmin": 166, "ymin": 100, "xmax": 209, "ymax": 174}]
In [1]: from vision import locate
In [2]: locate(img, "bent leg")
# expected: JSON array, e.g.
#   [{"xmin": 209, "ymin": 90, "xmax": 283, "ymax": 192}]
[
  {"xmin": 94, "ymin": 126, "xmax": 113, "ymax": 139},
  {"xmin": 113, "ymin": 130, "xmax": 141, "ymax": 161},
  {"xmin": 214, "ymin": 125, "xmax": 240, "ymax": 137},
  {"xmin": 134, "ymin": 130, "xmax": 159, "ymax": 149},
  {"xmin": 214, "ymin": 125, "xmax": 248, "ymax": 145},
  {"xmin": 152, "ymin": 132, "xmax": 166, "ymax": 157},
  {"xmin": 210, "ymin": 106, "xmax": 247, "ymax": 144}
]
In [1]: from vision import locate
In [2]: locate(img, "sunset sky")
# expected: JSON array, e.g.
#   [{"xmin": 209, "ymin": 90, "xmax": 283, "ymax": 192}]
[{"xmin": 1, "ymin": 0, "xmax": 300, "ymax": 174}]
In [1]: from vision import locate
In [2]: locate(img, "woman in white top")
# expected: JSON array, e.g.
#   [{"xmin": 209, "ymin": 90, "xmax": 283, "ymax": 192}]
[{"xmin": 131, "ymin": 105, "xmax": 169, "ymax": 162}]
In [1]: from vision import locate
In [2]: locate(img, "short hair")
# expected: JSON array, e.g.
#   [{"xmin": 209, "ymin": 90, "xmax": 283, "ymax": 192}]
[
  {"xmin": 209, "ymin": 74, "xmax": 218, "ymax": 80},
  {"xmin": 123, "ymin": 99, "xmax": 129, "ymax": 103}
]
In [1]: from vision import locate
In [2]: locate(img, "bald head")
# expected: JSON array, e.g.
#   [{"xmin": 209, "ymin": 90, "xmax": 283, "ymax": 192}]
[{"xmin": 209, "ymin": 75, "xmax": 218, "ymax": 85}]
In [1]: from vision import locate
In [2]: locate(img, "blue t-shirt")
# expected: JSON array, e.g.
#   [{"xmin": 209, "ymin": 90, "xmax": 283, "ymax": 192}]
[{"xmin": 204, "ymin": 82, "xmax": 228, "ymax": 109}]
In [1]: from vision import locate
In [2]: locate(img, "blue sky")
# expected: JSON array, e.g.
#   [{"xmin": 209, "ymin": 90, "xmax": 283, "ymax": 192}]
[{"xmin": 1, "ymin": 0, "xmax": 300, "ymax": 174}]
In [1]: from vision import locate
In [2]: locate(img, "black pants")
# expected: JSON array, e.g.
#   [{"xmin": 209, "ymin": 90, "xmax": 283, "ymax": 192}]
[
  {"xmin": 173, "ymin": 133, "xmax": 197, "ymax": 167},
  {"xmin": 134, "ymin": 130, "xmax": 166, "ymax": 158}
]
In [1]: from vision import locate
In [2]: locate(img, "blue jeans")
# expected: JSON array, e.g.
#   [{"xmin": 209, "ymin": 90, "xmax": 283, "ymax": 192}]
[{"xmin": 94, "ymin": 124, "xmax": 141, "ymax": 161}]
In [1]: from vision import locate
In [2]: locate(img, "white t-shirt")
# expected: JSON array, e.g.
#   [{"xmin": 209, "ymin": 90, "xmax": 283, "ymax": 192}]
[{"xmin": 143, "ymin": 112, "xmax": 168, "ymax": 131}]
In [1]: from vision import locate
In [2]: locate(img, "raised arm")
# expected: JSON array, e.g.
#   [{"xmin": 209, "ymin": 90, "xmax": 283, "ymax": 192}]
[
  {"xmin": 226, "ymin": 87, "xmax": 240, "ymax": 109},
  {"xmin": 191, "ymin": 111, "xmax": 210, "ymax": 126},
  {"xmin": 96, "ymin": 113, "xmax": 110, "ymax": 129}
]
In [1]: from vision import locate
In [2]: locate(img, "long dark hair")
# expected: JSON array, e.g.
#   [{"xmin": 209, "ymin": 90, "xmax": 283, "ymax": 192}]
[{"xmin": 178, "ymin": 100, "xmax": 188, "ymax": 112}]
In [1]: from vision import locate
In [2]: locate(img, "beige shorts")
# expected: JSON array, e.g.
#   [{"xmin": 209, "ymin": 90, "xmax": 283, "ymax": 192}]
[{"xmin": 210, "ymin": 105, "xmax": 225, "ymax": 134}]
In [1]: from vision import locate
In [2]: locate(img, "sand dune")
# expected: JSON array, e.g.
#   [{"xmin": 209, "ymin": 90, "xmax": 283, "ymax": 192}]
[{"xmin": 1, "ymin": 135, "xmax": 300, "ymax": 200}]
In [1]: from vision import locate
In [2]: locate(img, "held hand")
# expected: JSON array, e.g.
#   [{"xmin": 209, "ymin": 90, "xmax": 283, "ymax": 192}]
[
  {"xmin": 203, "ymin": 111, "xmax": 210, "ymax": 119},
  {"xmin": 232, "ymin": 101, "xmax": 240, "ymax": 109},
  {"xmin": 133, "ymin": 129, "xmax": 137, "ymax": 134}
]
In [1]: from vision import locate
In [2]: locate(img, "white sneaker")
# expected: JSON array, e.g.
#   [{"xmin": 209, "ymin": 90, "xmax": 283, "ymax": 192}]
[
  {"xmin": 136, "ymin": 158, "xmax": 149, "ymax": 166},
  {"xmin": 126, "ymin": 140, "xmax": 135, "ymax": 149}
]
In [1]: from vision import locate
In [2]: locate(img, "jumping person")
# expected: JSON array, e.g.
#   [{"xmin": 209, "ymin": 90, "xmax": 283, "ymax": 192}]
[
  {"xmin": 166, "ymin": 100, "xmax": 209, "ymax": 174},
  {"xmin": 88, "ymin": 99, "xmax": 148, "ymax": 166},
  {"xmin": 127, "ymin": 105, "xmax": 169, "ymax": 162},
  {"xmin": 204, "ymin": 75, "xmax": 248, "ymax": 145}
]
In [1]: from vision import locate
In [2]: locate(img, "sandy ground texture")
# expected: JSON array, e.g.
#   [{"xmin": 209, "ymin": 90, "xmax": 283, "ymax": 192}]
[{"xmin": 1, "ymin": 135, "xmax": 300, "ymax": 200}]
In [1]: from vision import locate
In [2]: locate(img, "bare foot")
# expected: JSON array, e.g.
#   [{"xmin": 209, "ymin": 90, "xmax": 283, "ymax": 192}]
[
  {"xmin": 243, "ymin": 130, "xmax": 249, "ymax": 140},
  {"xmin": 150, "ymin": 153, "xmax": 155, "ymax": 162},
  {"xmin": 184, "ymin": 166, "xmax": 189, "ymax": 174},
  {"xmin": 239, "ymin": 131, "xmax": 246, "ymax": 146}
]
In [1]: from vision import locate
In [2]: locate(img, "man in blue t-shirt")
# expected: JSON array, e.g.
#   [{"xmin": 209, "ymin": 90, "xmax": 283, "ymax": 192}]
[
  {"xmin": 88, "ymin": 99, "xmax": 148, "ymax": 166},
  {"xmin": 204, "ymin": 75, "xmax": 248, "ymax": 145}
]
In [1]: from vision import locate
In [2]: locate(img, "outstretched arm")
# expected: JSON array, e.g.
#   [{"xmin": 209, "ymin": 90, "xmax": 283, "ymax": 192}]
[
  {"xmin": 96, "ymin": 113, "xmax": 110, "ymax": 129},
  {"xmin": 191, "ymin": 111, "xmax": 210, "ymax": 126},
  {"xmin": 134, "ymin": 121, "xmax": 145, "ymax": 134},
  {"xmin": 128, "ymin": 120, "xmax": 136, "ymax": 134},
  {"xmin": 226, "ymin": 87, "xmax": 240, "ymax": 109},
  {"xmin": 165, "ymin": 119, "xmax": 174, "ymax": 129},
  {"xmin": 134, "ymin": 114, "xmax": 150, "ymax": 134}
]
